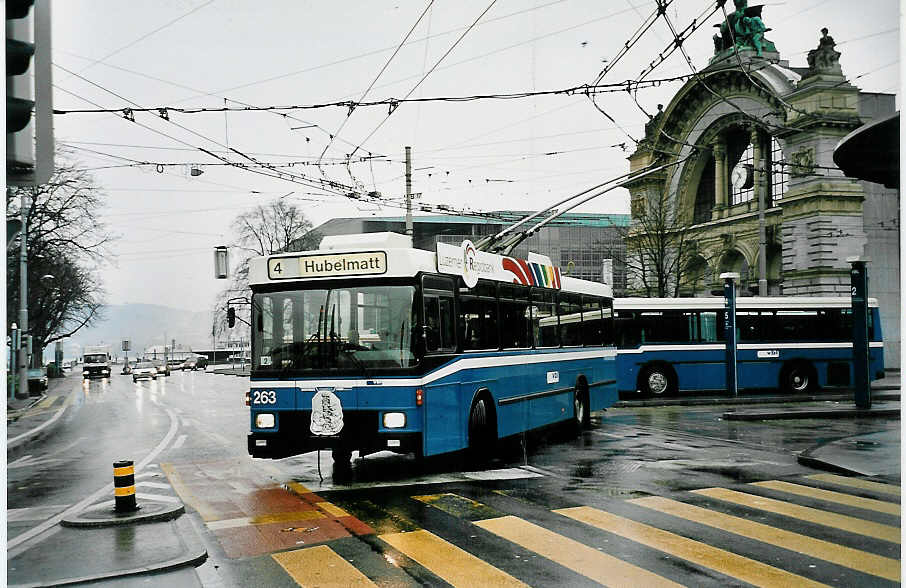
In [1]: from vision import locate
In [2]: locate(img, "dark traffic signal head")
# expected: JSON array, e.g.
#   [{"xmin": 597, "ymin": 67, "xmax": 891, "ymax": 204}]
[
  {"xmin": 6, "ymin": 0, "xmax": 53, "ymax": 185},
  {"xmin": 227, "ymin": 307, "xmax": 236, "ymax": 328}
]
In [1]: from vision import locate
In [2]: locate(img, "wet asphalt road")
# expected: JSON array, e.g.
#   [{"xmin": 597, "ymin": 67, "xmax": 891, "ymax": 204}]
[{"xmin": 7, "ymin": 369, "xmax": 900, "ymax": 587}]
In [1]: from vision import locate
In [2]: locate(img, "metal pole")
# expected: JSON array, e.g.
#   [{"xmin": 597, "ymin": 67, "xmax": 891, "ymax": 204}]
[
  {"xmin": 404, "ymin": 146, "xmax": 413, "ymax": 237},
  {"xmin": 16, "ymin": 190, "xmax": 30, "ymax": 399},
  {"xmin": 848, "ymin": 257, "xmax": 871, "ymax": 409},
  {"xmin": 721, "ymin": 272, "xmax": 739, "ymax": 397}
]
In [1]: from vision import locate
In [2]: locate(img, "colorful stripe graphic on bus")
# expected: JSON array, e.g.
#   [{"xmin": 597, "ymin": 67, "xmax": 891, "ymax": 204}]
[{"xmin": 502, "ymin": 257, "xmax": 562, "ymax": 289}]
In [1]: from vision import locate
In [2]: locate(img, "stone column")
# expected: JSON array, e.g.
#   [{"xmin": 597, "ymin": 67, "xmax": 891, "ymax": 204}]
[{"xmin": 712, "ymin": 142, "xmax": 727, "ymax": 220}]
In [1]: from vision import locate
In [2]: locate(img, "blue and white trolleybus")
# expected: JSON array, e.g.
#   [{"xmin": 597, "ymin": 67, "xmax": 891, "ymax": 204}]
[{"xmin": 245, "ymin": 232, "xmax": 618, "ymax": 465}]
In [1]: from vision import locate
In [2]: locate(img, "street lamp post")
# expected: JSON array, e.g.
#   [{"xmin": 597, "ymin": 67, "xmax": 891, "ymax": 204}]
[{"xmin": 15, "ymin": 189, "xmax": 31, "ymax": 400}]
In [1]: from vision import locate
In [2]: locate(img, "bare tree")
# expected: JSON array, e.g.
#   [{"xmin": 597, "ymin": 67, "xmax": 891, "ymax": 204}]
[
  {"xmin": 621, "ymin": 188, "xmax": 701, "ymax": 297},
  {"xmin": 6, "ymin": 155, "xmax": 113, "ymax": 365},
  {"xmin": 214, "ymin": 199, "xmax": 321, "ymax": 340}
]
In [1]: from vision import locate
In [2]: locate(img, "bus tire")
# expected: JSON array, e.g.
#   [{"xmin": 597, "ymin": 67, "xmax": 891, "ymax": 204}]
[
  {"xmin": 781, "ymin": 362, "xmax": 815, "ymax": 394},
  {"xmin": 640, "ymin": 364, "xmax": 675, "ymax": 396},
  {"xmin": 468, "ymin": 393, "xmax": 496, "ymax": 458},
  {"xmin": 573, "ymin": 379, "xmax": 591, "ymax": 431}
]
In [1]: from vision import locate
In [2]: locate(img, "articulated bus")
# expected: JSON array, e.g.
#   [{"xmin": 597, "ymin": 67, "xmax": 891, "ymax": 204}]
[
  {"xmin": 612, "ymin": 297, "xmax": 885, "ymax": 397},
  {"xmin": 245, "ymin": 232, "xmax": 618, "ymax": 465}
]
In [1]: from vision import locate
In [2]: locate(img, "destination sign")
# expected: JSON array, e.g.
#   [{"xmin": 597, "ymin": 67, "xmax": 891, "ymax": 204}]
[{"xmin": 267, "ymin": 251, "xmax": 387, "ymax": 280}]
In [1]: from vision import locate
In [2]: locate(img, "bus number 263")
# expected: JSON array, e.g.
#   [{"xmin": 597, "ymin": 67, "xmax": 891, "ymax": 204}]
[{"xmin": 252, "ymin": 390, "xmax": 277, "ymax": 404}]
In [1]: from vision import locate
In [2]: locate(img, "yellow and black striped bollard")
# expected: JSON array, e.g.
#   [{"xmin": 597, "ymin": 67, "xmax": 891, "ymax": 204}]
[{"xmin": 113, "ymin": 460, "xmax": 139, "ymax": 512}]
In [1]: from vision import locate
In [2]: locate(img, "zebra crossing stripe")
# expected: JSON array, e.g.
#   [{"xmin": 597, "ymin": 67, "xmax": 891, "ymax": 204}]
[
  {"xmin": 273, "ymin": 545, "xmax": 377, "ymax": 587},
  {"xmin": 475, "ymin": 515, "xmax": 682, "ymax": 588},
  {"xmin": 805, "ymin": 474, "xmax": 901, "ymax": 497},
  {"xmin": 751, "ymin": 480, "xmax": 900, "ymax": 516},
  {"xmin": 555, "ymin": 506, "xmax": 828, "ymax": 588},
  {"xmin": 380, "ymin": 529, "xmax": 529, "ymax": 587},
  {"xmin": 630, "ymin": 496, "xmax": 900, "ymax": 582},
  {"xmin": 691, "ymin": 488, "xmax": 900, "ymax": 543}
]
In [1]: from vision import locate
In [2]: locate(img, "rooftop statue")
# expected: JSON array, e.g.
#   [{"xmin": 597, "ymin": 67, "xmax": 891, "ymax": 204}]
[
  {"xmin": 712, "ymin": 0, "xmax": 777, "ymax": 57},
  {"xmin": 806, "ymin": 28, "xmax": 843, "ymax": 75}
]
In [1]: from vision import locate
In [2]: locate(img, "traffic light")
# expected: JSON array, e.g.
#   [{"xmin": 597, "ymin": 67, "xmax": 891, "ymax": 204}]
[
  {"xmin": 6, "ymin": 0, "xmax": 53, "ymax": 185},
  {"xmin": 227, "ymin": 307, "xmax": 236, "ymax": 328}
]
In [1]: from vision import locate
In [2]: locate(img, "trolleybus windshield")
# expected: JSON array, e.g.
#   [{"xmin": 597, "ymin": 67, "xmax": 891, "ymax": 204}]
[{"xmin": 252, "ymin": 284, "xmax": 417, "ymax": 374}]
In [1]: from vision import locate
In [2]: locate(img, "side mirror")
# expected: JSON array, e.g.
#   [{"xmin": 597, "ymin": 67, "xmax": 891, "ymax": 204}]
[{"xmin": 227, "ymin": 307, "xmax": 236, "ymax": 328}]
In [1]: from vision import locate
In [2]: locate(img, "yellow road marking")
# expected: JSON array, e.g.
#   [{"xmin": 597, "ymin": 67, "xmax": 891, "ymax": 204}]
[
  {"xmin": 207, "ymin": 511, "xmax": 324, "ymax": 530},
  {"xmin": 692, "ymin": 488, "xmax": 900, "ymax": 543},
  {"xmin": 414, "ymin": 493, "xmax": 504, "ymax": 521},
  {"xmin": 273, "ymin": 545, "xmax": 377, "ymax": 587},
  {"xmin": 159, "ymin": 463, "xmax": 218, "ymax": 522},
  {"xmin": 806, "ymin": 474, "xmax": 901, "ymax": 497},
  {"xmin": 475, "ymin": 515, "xmax": 682, "ymax": 588},
  {"xmin": 380, "ymin": 529, "xmax": 528, "ymax": 587},
  {"xmin": 752, "ymin": 480, "xmax": 900, "ymax": 516},
  {"xmin": 556, "ymin": 505, "xmax": 829, "ymax": 588},
  {"xmin": 317, "ymin": 501, "xmax": 350, "ymax": 518},
  {"xmin": 631, "ymin": 496, "xmax": 900, "ymax": 582},
  {"xmin": 286, "ymin": 481, "xmax": 313, "ymax": 495}
]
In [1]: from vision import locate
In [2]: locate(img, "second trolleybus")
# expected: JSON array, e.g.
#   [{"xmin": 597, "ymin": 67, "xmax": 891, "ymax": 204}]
[{"xmin": 612, "ymin": 296, "xmax": 885, "ymax": 397}]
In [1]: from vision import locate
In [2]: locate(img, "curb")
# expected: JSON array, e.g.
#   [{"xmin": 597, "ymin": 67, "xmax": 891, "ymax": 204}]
[
  {"xmin": 722, "ymin": 407, "xmax": 901, "ymax": 421},
  {"xmin": 796, "ymin": 453, "xmax": 866, "ymax": 477},
  {"xmin": 61, "ymin": 500, "xmax": 185, "ymax": 528}
]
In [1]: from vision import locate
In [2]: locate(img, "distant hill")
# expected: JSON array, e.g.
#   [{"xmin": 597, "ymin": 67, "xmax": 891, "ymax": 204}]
[{"xmin": 55, "ymin": 303, "xmax": 214, "ymax": 361}]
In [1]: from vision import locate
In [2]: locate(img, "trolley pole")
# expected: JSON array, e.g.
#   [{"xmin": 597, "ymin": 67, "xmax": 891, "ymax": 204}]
[
  {"xmin": 848, "ymin": 257, "xmax": 871, "ymax": 409},
  {"xmin": 721, "ymin": 272, "xmax": 739, "ymax": 397}
]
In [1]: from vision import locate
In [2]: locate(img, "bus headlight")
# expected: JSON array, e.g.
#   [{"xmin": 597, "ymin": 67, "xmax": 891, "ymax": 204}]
[
  {"xmin": 255, "ymin": 413, "xmax": 275, "ymax": 428},
  {"xmin": 383, "ymin": 412, "xmax": 406, "ymax": 429}
]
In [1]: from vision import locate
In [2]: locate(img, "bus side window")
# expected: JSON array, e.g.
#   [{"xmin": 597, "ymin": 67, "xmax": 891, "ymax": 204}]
[
  {"xmin": 422, "ymin": 275, "xmax": 456, "ymax": 353},
  {"xmin": 580, "ymin": 296, "xmax": 603, "ymax": 346},
  {"xmin": 532, "ymin": 289, "xmax": 558, "ymax": 347},
  {"xmin": 559, "ymin": 292, "xmax": 583, "ymax": 346},
  {"xmin": 699, "ymin": 311, "xmax": 719, "ymax": 342},
  {"xmin": 499, "ymin": 285, "xmax": 531, "ymax": 348}
]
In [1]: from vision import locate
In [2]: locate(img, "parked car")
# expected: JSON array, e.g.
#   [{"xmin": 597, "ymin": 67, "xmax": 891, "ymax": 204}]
[
  {"xmin": 27, "ymin": 367, "xmax": 48, "ymax": 395},
  {"xmin": 195, "ymin": 356, "xmax": 208, "ymax": 370},
  {"xmin": 167, "ymin": 358, "xmax": 184, "ymax": 371},
  {"xmin": 132, "ymin": 361, "xmax": 158, "ymax": 382}
]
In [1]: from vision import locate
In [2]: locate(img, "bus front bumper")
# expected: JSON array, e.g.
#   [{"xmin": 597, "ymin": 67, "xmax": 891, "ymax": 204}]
[{"xmin": 248, "ymin": 431, "xmax": 421, "ymax": 459}]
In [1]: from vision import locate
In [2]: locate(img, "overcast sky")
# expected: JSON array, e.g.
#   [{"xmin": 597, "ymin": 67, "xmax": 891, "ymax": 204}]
[{"xmin": 50, "ymin": 0, "xmax": 901, "ymax": 313}]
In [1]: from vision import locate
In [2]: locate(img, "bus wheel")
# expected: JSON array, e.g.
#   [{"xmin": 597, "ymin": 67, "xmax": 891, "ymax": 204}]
[
  {"xmin": 468, "ymin": 396, "xmax": 494, "ymax": 458},
  {"xmin": 641, "ymin": 365, "xmax": 673, "ymax": 396},
  {"xmin": 573, "ymin": 381, "xmax": 590, "ymax": 431},
  {"xmin": 782, "ymin": 362, "xmax": 814, "ymax": 394}
]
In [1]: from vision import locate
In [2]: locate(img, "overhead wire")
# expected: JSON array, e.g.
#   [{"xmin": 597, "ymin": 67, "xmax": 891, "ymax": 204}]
[
  {"xmin": 78, "ymin": 0, "xmax": 216, "ymax": 74},
  {"xmin": 317, "ymin": 0, "xmax": 435, "ymax": 166},
  {"xmin": 347, "ymin": 0, "xmax": 498, "ymax": 161}
]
